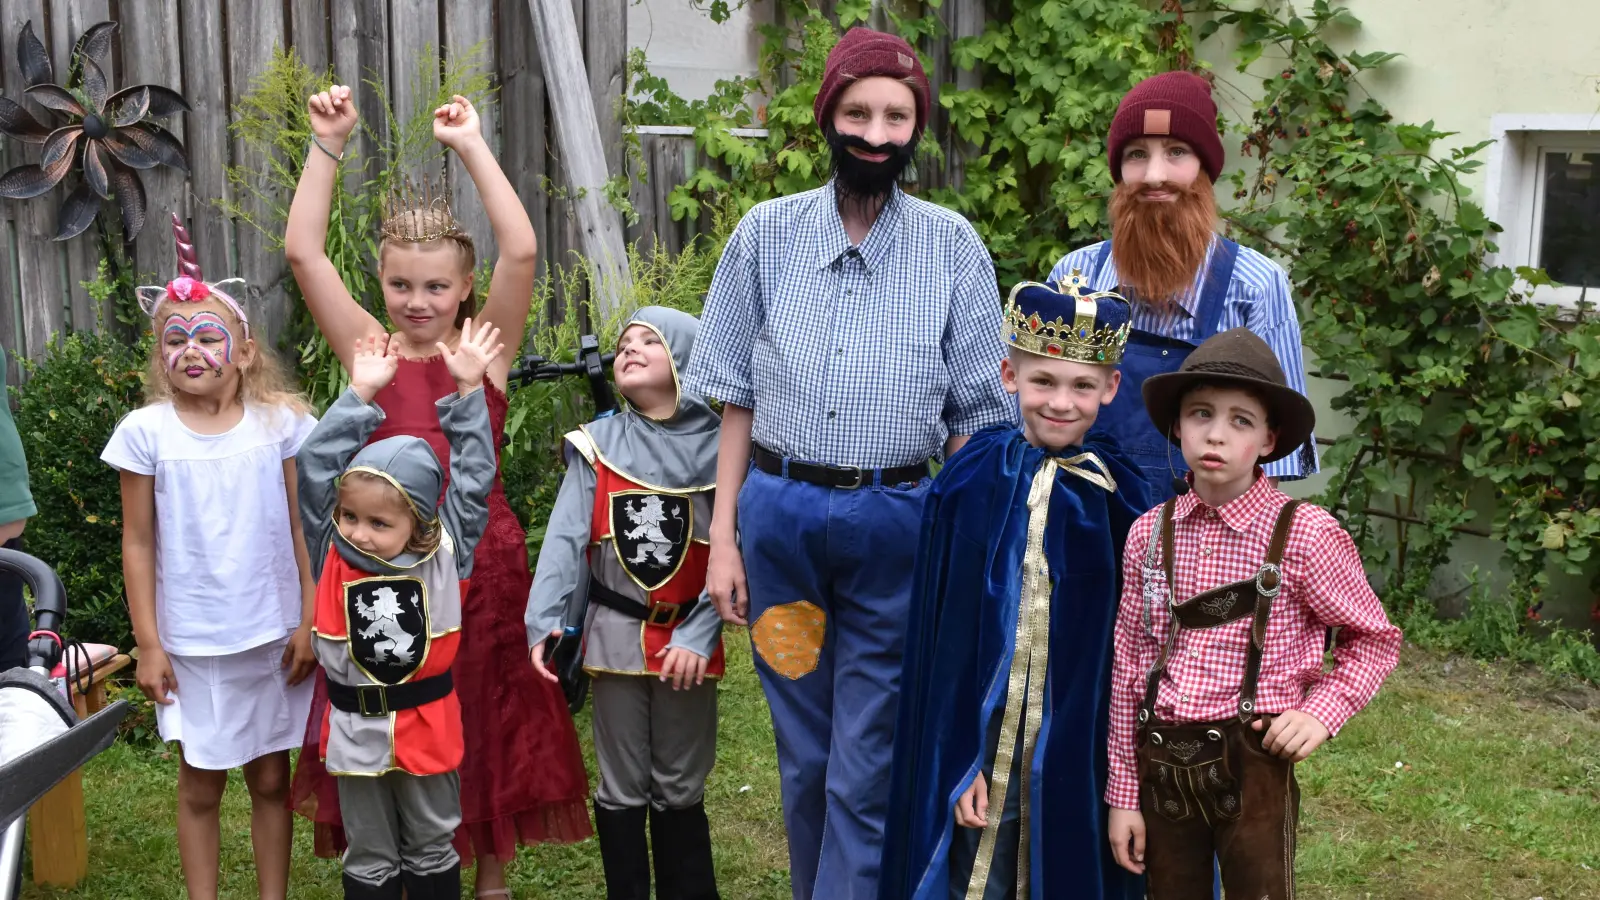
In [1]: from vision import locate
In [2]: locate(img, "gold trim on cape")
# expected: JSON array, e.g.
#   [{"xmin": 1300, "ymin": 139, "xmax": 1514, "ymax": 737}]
[
  {"xmin": 965, "ymin": 452, "xmax": 1115, "ymax": 897},
  {"xmin": 564, "ymin": 429, "xmax": 597, "ymax": 466},
  {"xmin": 581, "ymin": 423, "xmax": 716, "ymax": 494}
]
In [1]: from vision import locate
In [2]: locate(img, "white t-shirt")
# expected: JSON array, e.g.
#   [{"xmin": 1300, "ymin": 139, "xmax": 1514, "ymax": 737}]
[{"xmin": 102, "ymin": 402, "xmax": 318, "ymax": 657}]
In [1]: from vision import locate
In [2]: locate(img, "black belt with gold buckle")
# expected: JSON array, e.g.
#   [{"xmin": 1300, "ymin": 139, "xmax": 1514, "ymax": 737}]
[
  {"xmin": 327, "ymin": 671, "xmax": 454, "ymax": 719},
  {"xmin": 589, "ymin": 579, "xmax": 698, "ymax": 627}
]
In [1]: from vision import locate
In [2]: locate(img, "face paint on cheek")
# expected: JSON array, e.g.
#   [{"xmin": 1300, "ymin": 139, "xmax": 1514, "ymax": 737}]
[{"xmin": 162, "ymin": 312, "xmax": 235, "ymax": 370}]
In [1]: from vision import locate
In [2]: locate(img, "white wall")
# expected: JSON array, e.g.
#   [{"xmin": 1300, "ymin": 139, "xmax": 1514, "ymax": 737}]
[{"xmin": 627, "ymin": 0, "xmax": 772, "ymax": 105}]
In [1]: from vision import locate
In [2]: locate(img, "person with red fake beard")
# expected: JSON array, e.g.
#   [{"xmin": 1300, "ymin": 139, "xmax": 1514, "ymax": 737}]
[
  {"xmin": 1049, "ymin": 72, "xmax": 1318, "ymax": 503},
  {"xmin": 687, "ymin": 27, "xmax": 1014, "ymax": 900}
]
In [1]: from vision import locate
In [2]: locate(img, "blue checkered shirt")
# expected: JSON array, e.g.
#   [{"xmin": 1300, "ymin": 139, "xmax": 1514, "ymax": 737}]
[
  {"xmin": 687, "ymin": 183, "xmax": 1015, "ymax": 468},
  {"xmin": 1048, "ymin": 239, "xmax": 1319, "ymax": 480}
]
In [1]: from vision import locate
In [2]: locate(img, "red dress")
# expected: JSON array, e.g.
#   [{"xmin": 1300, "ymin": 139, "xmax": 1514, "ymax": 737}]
[{"xmin": 291, "ymin": 357, "xmax": 593, "ymax": 860}]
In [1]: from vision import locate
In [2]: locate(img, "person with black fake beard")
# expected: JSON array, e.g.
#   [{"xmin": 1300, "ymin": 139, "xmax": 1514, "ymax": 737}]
[
  {"xmin": 685, "ymin": 27, "xmax": 1013, "ymax": 900},
  {"xmin": 1048, "ymin": 72, "xmax": 1319, "ymax": 504}
]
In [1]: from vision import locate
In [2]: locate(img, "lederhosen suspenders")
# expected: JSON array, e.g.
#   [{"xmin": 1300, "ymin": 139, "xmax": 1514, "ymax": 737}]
[{"xmin": 1137, "ymin": 497, "xmax": 1302, "ymax": 734}]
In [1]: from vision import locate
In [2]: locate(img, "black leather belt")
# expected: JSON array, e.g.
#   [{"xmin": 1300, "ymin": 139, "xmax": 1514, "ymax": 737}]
[
  {"xmin": 328, "ymin": 671, "xmax": 454, "ymax": 719},
  {"xmin": 589, "ymin": 579, "xmax": 699, "ymax": 627},
  {"xmin": 752, "ymin": 443, "xmax": 929, "ymax": 490}
]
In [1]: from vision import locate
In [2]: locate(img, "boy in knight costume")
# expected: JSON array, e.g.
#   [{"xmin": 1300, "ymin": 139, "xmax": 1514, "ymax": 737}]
[
  {"xmin": 297, "ymin": 322, "xmax": 504, "ymax": 899},
  {"xmin": 1106, "ymin": 328, "xmax": 1400, "ymax": 898},
  {"xmin": 527, "ymin": 306, "xmax": 723, "ymax": 900},
  {"xmin": 879, "ymin": 275, "xmax": 1151, "ymax": 900}
]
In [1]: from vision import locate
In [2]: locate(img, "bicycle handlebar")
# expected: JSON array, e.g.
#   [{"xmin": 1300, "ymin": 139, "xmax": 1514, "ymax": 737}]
[{"xmin": 0, "ymin": 548, "xmax": 65, "ymax": 673}]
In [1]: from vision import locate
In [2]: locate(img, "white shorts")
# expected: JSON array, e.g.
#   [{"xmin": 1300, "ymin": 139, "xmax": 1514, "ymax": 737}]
[{"xmin": 155, "ymin": 636, "xmax": 313, "ymax": 770}]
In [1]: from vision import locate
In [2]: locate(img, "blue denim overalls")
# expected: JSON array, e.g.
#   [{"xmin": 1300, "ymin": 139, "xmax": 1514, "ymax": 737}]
[{"xmin": 1090, "ymin": 238, "xmax": 1240, "ymax": 505}]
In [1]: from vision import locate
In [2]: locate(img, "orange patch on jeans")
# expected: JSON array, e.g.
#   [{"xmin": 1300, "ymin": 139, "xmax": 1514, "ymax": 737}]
[{"xmin": 752, "ymin": 601, "xmax": 827, "ymax": 680}]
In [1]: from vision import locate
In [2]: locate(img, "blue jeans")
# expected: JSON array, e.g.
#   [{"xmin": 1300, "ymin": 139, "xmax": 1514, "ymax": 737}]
[{"xmin": 739, "ymin": 466, "xmax": 930, "ymax": 900}]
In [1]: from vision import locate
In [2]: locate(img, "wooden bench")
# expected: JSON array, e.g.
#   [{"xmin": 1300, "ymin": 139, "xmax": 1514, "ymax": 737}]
[{"xmin": 27, "ymin": 652, "xmax": 130, "ymax": 888}]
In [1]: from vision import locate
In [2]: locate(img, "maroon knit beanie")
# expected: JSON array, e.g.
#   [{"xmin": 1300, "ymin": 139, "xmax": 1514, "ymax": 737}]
[
  {"xmin": 1107, "ymin": 71, "xmax": 1224, "ymax": 183},
  {"xmin": 813, "ymin": 28, "xmax": 930, "ymax": 136}
]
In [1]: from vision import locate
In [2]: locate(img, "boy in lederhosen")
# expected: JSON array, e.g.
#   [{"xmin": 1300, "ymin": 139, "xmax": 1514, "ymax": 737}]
[{"xmin": 1105, "ymin": 328, "xmax": 1401, "ymax": 898}]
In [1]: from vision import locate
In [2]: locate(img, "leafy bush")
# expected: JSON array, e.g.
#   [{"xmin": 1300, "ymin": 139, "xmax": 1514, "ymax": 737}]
[{"xmin": 13, "ymin": 329, "xmax": 147, "ymax": 648}]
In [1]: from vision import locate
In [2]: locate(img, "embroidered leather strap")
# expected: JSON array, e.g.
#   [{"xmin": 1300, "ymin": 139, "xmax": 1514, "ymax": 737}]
[
  {"xmin": 1138, "ymin": 498, "xmax": 1301, "ymax": 730},
  {"xmin": 1237, "ymin": 499, "xmax": 1300, "ymax": 723}
]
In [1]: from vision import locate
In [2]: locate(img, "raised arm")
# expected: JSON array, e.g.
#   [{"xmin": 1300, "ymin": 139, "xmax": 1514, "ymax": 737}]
[
  {"xmin": 432, "ymin": 95, "xmax": 536, "ymax": 388},
  {"xmin": 296, "ymin": 336, "xmax": 399, "ymax": 574},
  {"xmin": 285, "ymin": 84, "xmax": 383, "ymax": 370},
  {"xmin": 436, "ymin": 319, "xmax": 504, "ymax": 575}
]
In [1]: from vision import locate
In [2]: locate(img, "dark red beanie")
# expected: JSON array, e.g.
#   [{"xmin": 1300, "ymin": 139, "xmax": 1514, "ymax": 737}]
[
  {"xmin": 1107, "ymin": 71, "xmax": 1224, "ymax": 183},
  {"xmin": 813, "ymin": 28, "xmax": 930, "ymax": 136}
]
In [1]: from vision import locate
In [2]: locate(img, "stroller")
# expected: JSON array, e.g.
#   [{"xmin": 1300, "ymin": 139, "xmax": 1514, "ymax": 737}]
[{"xmin": 0, "ymin": 549, "xmax": 128, "ymax": 899}]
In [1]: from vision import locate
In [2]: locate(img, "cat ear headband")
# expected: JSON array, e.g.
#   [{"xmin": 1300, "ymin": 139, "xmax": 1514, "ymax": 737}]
[{"xmin": 135, "ymin": 213, "xmax": 251, "ymax": 339}]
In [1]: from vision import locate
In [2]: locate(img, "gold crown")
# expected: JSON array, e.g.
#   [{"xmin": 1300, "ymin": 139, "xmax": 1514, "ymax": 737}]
[
  {"xmin": 380, "ymin": 174, "xmax": 466, "ymax": 242},
  {"xmin": 1003, "ymin": 270, "xmax": 1132, "ymax": 365}
]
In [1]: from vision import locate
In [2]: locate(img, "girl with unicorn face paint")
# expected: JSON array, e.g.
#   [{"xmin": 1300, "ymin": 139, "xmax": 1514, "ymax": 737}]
[{"xmin": 102, "ymin": 215, "xmax": 320, "ymax": 900}]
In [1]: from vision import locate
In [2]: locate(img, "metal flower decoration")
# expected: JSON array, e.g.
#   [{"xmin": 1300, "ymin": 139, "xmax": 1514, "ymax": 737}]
[{"xmin": 0, "ymin": 20, "xmax": 191, "ymax": 240}]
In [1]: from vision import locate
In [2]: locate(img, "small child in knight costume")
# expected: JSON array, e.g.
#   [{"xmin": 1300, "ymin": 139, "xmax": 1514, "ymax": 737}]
[
  {"xmin": 1106, "ymin": 328, "xmax": 1402, "ymax": 898},
  {"xmin": 297, "ymin": 322, "xmax": 504, "ymax": 900},
  {"xmin": 527, "ymin": 306, "xmax": 723, "ymax": 900},
  {"xmin": 879, "ymin": 275, "xmax": 1152, "ymax": 900}
]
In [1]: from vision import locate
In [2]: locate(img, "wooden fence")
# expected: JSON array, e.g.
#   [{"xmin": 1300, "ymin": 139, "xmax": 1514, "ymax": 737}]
[
  {"xmin": 0, "ymin": 0, "xmax": 993, "ymax": 384},
  {"xmin": 0, "ymin": 0, "xmax": 654, "ymax": 384}
]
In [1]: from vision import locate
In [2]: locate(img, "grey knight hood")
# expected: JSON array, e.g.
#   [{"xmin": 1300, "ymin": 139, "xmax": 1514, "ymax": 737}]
[
  {"xmin": 336, "ymin": 435, "xmax": 445, "ymax": 573},
  {"xmin": 577, "ymin": 306, "xmax": 720, "ymax": 489}
]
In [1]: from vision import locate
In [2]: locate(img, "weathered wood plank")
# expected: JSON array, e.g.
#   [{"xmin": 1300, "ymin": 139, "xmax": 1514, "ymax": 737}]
[
  {"xmin": 528, "ymin": 0, "xmax": 632, "ymax": 318},
  {"xmin": 121, "ymin": 0, "xmax": 186, "ymax": 325},
  {"xmin": 947, "ymin": 0, "xmax": 985, "ymax": 194},
  {"xmin": 388, "ymin": 0, "xmax": 442, "ymax": 182},
  {"xmin": 0, "ymin": 215, "xmax": 20, "ymax": 385},
  {"xmin": 584, "ymin": 0, "xmax": 625, "ymax": 183},
  {"xmin": 291, "ymin": 0, "xmax": 332, "ymax": 77},
  {"xmin": 50, "ymin": 0, "xmax": 109, "ymax": 334},
  {"xmin": 330, "ymin": 0, "xmax": 389, "ymax": 185},
  {"xmin": 225, "ymin": 0, "xmax": 290, "ymax": 345},
  {"xmin": 178, "ymin": 0, "xmax": 235, "ymax": 286},
  {"xmin": 626, "ymin": 132, "xmax": 658, "ymax": 253},
  {"xmin": 497, "ymin": 0, "xmax": 550, "ymax": 281},
  {"xmin": 1, "ymin": 0, "xmax": 65, "ymax": 360},
  {"xmin": 443, "ymin": 0, "xmax": 498, "ymax": 264}
]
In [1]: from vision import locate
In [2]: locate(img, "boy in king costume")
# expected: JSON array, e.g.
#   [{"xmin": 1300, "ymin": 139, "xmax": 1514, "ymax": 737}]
[{"xmin": 879, "ymin": 274, "xmax": 1151, "ymax": 900}]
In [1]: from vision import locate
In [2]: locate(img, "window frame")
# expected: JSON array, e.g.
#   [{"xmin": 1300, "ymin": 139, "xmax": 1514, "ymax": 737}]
[{"xmin": 1484, "ymin": 114, "xmax": 1600, "ymax": 308}]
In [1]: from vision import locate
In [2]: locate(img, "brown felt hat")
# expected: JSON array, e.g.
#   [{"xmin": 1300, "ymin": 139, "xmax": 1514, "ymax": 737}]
[{"xmin": 1141, "ymin": 328, "xmax": 1316, "ymax": 464}]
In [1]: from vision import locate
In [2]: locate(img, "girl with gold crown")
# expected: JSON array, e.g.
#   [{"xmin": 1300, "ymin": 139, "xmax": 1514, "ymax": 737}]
[
  {"xmin": 102, "ymin": 216, "xmax": 319, "ymax": 899},
  {"xmin": 284, "ymin": 86, "xmax": 592, "ymax": 897}
]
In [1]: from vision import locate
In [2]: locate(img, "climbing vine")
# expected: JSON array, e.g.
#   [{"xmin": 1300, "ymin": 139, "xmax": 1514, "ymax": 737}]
[{"xmin": 633, "ymin": 0, "xmax": 1600, "ymax": 672}]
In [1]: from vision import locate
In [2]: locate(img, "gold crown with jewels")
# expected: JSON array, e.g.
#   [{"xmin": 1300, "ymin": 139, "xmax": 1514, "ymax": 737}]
[
  {"xmin": 1002, "ymin": 270, "xmax": 1133, "ymax": 365},
  {"xmin": 380, "ymin": 174, "xmax": 467, "ymax": 243}
]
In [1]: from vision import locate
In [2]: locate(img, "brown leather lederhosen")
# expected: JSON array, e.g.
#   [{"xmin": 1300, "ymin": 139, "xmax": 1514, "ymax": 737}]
[{"xmin": 1135, "ymin": 497, "xmax": 1302, "ymax": 900}]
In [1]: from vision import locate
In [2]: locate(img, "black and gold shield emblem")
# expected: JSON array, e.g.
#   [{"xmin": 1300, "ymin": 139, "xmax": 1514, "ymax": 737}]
[
  {"xmin": 344, "ymin": 576, "xmax": 429, "ymax": 685},
  {"xmin": 610, "ymin": 490, "xmax": 691, "ymax": 591}
]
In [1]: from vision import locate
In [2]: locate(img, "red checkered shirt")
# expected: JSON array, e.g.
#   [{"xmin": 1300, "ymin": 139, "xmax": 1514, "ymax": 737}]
[{"xmin": 1105, "ymin": 474, "xmax": 1401, "ymax": 810}]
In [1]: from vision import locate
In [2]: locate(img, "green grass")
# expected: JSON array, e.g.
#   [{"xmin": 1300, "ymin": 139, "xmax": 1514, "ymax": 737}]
[{"xmin": 19, "ymin": 641, "xmax": 1600, "ymax": 898}]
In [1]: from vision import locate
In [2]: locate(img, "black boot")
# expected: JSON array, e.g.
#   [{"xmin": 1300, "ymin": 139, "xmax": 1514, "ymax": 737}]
[
  {"xmin": 650, "ymin": 802, "xmax": 721, "ymax": 900},
  {"xmin": 341, "ymin": 871, "xmax": 402, "ymax": 900},
  {"xmin": 400, "ymin": 862, "xmax": 461, "ymax": 899},
  {"xmin": 595, "ymin": 801, "xmax": 652, "ymax": 900}
]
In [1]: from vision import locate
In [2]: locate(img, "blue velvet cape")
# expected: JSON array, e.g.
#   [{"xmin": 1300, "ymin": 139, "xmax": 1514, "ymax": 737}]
[{"xmin": 879, "ymin": 425, "xmax": 1151, "ymax": 900}]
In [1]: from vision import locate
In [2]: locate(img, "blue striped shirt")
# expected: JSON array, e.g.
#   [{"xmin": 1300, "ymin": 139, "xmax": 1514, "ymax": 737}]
[
  {"xmin": 1047, "ymin": 240, "xmax": 1319, "ymax": 479},
  {"xmin": 687, "ymin": 183, "xmax": 1015, "ymax": 468}
]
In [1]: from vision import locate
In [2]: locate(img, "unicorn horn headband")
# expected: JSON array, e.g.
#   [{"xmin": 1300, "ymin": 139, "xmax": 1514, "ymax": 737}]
[{"xmin": 135, "ymin": 213, "xmax": 251, "ymax": 338}]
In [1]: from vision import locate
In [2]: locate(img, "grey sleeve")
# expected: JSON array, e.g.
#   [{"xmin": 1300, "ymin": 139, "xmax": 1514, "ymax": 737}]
[
  {"xmin": 436, "ymin": 389, "xmax": 497, "ymax": 579},
  {"xmin": 297, "ymin": 388, "xmax": 386, "ymax": 578},
  {"xmin": 665, "ymin": 584, "xmax": 723, "ymax": 660},
  {"xmin": 526, "ymin": 448, "xmax": 596, "ymax": 646}
]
